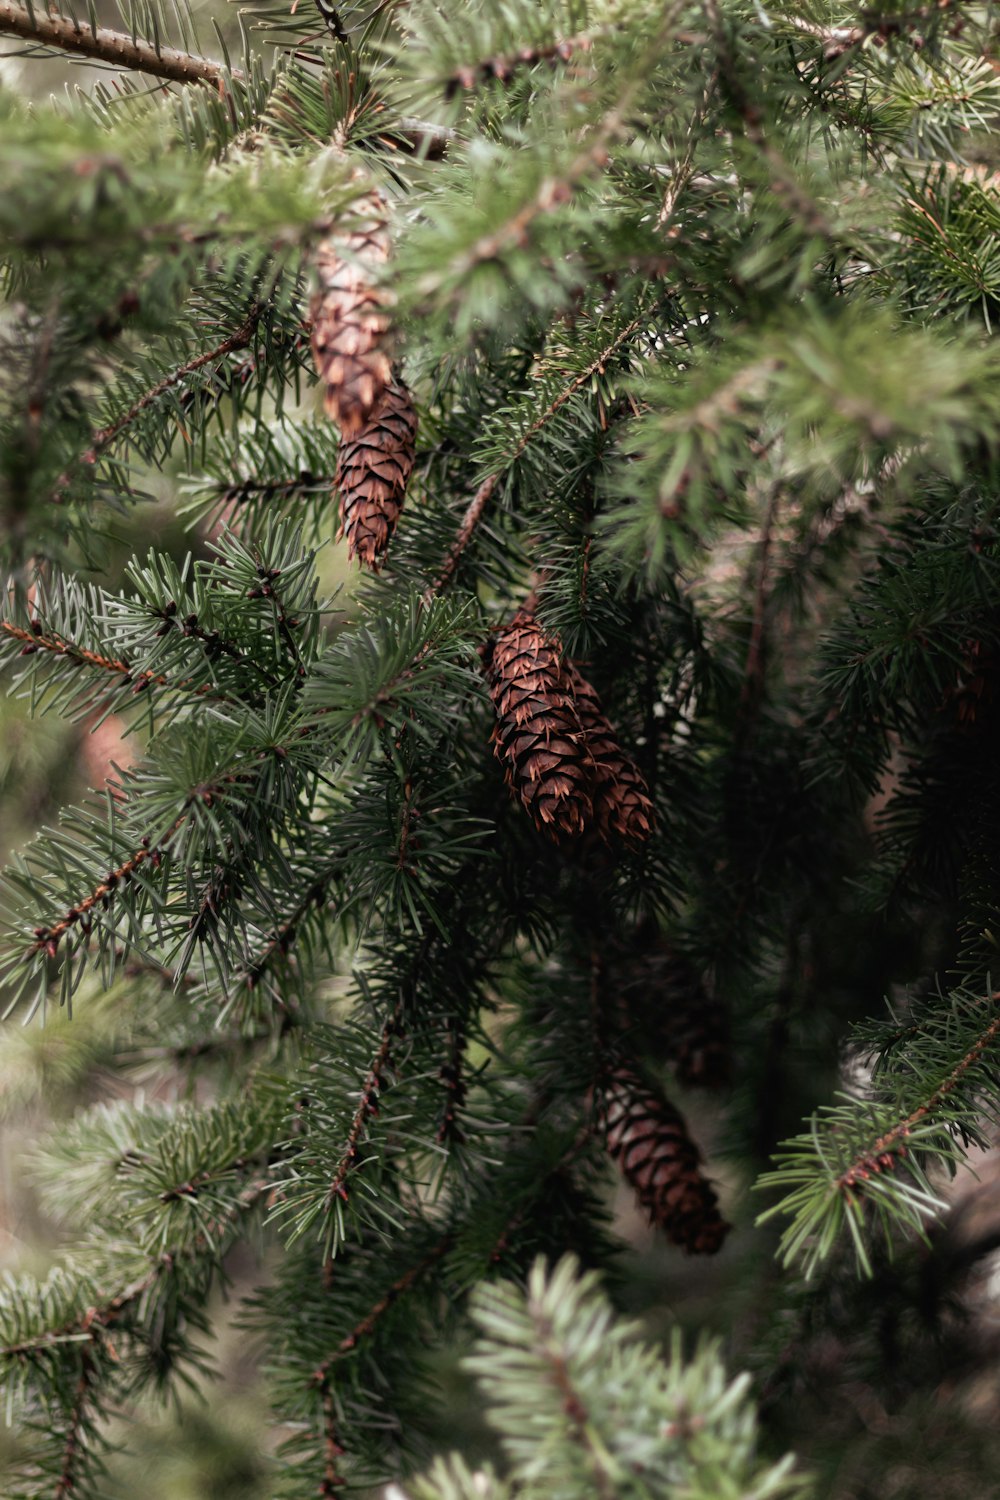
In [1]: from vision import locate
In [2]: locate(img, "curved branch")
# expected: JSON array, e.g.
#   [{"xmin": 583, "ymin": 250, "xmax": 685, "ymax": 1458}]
[{"xmin": 0, "ymin": 1, "xmax": 241, "ymax": 85}]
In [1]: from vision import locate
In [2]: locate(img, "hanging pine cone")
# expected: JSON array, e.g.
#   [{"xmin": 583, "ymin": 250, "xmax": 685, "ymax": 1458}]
[
  {"xmin": 599, "ymin": 1064, "xmax": 729, "ymax": 1254},
  {"xmin": 562, "ymin": 662, "xmax": 655, "ymax": 847},
  {"xmin": 335, "ymin": 378, "xmax": 417, "ymax": 567},
  {"xmin": 310, "ymin": 189, "xmax": 392, "ymax": 439},
  {"xmin": 483, "ymin": 609, "xmax": 653, "ymax": 848},
  {"xmin": 615, "ymin": 936, "xmax": 730, "ymax": 1089},
  {"xmin": 483, "ymin": 609, "xmax": 595, "ymax": 840}
]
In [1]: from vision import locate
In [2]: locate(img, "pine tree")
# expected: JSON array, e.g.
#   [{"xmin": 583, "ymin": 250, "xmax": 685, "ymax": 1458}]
[{"xmin": 4, "ymin": 0, "xmax": 1000, "ymax": 1495}]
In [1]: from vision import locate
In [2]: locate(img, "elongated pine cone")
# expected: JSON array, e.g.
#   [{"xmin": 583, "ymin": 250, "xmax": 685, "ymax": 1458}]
[
  {"xmin": 484, "ymin": 609, "xmax": 594, "ymax": 840},
  {"xmin": 483, "ymin": 609, "xmax": 653, "ymax": 847},
  {"xmin": 335, "ymin": 378, "xmax": 417, "ymax": 567},
  {"xmin": 310, "ymin": 189, "xmax": 392, "ymax": 439},
  {"xmin": 617, "ymin": 937, "xmax": 730, "ymax": 1089},
  {"xmin": 600, "ymin": 1065, "xmax": 729, "ymax": 1254},
  {"xmin": 562, "ymin": 660, "xmax": 655, "ymax": 847}
]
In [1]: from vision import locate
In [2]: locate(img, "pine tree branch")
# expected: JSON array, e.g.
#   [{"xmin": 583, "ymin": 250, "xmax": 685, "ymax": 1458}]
[
  {"xmin": 786, "ymin": 1, "xmax": 978, "ymax": 62},
  {"xmin": 26, "ymin": 817, "xmax": 186, "ymax": 961},
  {"xmin": 703, "ymin": 0, "xmax": 832, "ymax": 238},
  {"xmin": 836, "ymin": 997, "xmax": 1000, "ymax": 1192},
  {"xmin": 0, "ymin": 0, "xmax": 242, "ymax": 85},
  {"xmin": 528, "ymin": 1297, "xmax": 616, "ymax": 1500},
  {"xmin": 426, "ymin": 474, "xmax": 499, "ymax": 599},
  {"xmin": 428, "ymin": 316, "xmax": 645, "ymax": 597},
  {"xmin": 0, "ymin": 1176, "xmax": 271, "ymax": 1363},
  {"xmin": 55, "ymin": 304, "xmax": 264, "ymax": 499},
  {"xmin": 2, "ymin": 612, "xmax": 257, "ymax": 698},
  {"xmin": 444, "ymin": 23, "xmax": 605, "ymax": 100},
  {"xmin": 53, "ymin": 1348, "xmax": 93, "ymax": 1500},
  {"xmin": 311, "ymin": 1234, "xmax": 454, "ymax": 1392},
  {"xmin": 325, "ymin": 1002, "xmax": 404, "ymax": 1212},
  {"xmin": 240, "ymin": 875, "xmax": 337, "ymax": 994},
  {"xmin": 436, "ymin": 1012, "xmax": 467, "ymax": 1145}
]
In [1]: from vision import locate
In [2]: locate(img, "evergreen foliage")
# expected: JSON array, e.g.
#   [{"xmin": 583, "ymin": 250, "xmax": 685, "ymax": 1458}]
[{"xmin": 3, "ymin": 0, "xmax": 1000, "ymax": 1493}]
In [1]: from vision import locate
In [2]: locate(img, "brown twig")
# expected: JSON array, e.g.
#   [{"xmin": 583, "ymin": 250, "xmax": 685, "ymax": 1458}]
[
  {"xmin": 436, "ymin": 1012, "xmax": 468, "ymax": 1145},
  {"xmin": 26, "ymin": 815, "xmax": 187, "ymax": 960},
  {"xmin": 312, "ymin": 1234, "xmax": 453, "ymax": 1394},
  {"xmin": 836, "ymin": 996, "xmax": 1000, "ymax": 1192},
  {"xmin": 0, "ymin": 0, "xmax": 241, "ymax": 85},
  {"xmin": 428, "ymin": 316, "xmax": 645, "ymax": 598},
  {"xmin": 444, "ymin": 22, "xmax": 606, "ymax": 99},
  {"xmin": 53, "ymin": 1350, "xmax": 93, "ymax": 1499},
  {"xmin": 325, "ymin": 1003, "xmax": 403, "ymax": 1212},
  {"xmin": 67, "ymin": 305, "xmax": 263, "ymax": 487}
]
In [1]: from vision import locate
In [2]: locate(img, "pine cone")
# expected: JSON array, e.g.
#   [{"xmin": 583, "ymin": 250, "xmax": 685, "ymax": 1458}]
[
  {"xmin": 310, "ymin": 190, "xmax": 392, "ymax": 439},
  {"xmin": 335, "ymin": 379, "xmax": 417, "ymax": 567},
  {"xmin": 563, "ymin": 662, "xmax": 654, "ymax": 847},
  {"xmin": 599, "ymin": 1064, "xmax": 729, "ymax": 1254},
  {"xmin": 617, "ymin": 938, "xmax": 730, "ymax": 1089},
  {"xmin": 484, "ymin": 609, "xmax": 653, "ymax": 848},
  {"xmin": 484, "ymin": 610, "xmax": 595, "ymax": 840}
]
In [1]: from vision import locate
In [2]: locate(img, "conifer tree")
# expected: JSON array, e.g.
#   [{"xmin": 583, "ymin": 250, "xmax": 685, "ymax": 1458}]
[{"xmin": 3, "ymin": 0, "xmax": 1000, "ymax": 1494}]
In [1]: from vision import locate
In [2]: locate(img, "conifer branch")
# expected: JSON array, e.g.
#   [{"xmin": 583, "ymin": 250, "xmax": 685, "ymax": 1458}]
[
  {"xmin": 528, "ymin": 1296, "xmax": 616, "ymax": 1500},
  {"xmin": 239, "ymin": 876, "xmax": 337, "ymax": 994},
  {"xmin": 786, "ymin": 2, "xmax": 977, "ymax": 62},
  {"xmin": 704, "ymin": 0, "xmax": 832, "ymax": 238},
  {"xmin": 429, "ymin": 315, "xmax": 644, "ymax": 596},
  {"xmin": 835, "ymin": 998, "xmax": 1000, "ymax": 1193},
  {"xmin": 26, "ymin": 817, "xmax": 186, "ymax": 960},
  {"xmin": 311, "ymin": 1233, "xmax": 453, "ymax": 1388},
  {"xmin": 444, "ymin": 24, "xmax": 603, "ymax": 99},
  {"xmin": 53, "ymin": 1349, "xmax": 93, "ymax": 1500},
  {"xmin": 0, "ymin": 1176, "xmax": 271, "ymax": 1366},
  {"xmin": 0, "ymin": 0, "xmax": 241, "ymax": 85},
  {"xmin": 60, "ymin": 304, "xmax": 264, "ymax": 495},
  {"xmin": 3, "ymin": 620, "xmax": 133, "ymax": 680},
  {"xmin": 325, "ymin": 1003, "xmax": 403, "ymax": 1211},
  {"xmin": 436, "ymin": 1013, "xmax": 467, "ymax": 1145}
]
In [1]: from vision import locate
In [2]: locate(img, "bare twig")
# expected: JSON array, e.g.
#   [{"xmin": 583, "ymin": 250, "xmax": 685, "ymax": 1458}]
[{"xmin": 0, "ymin": 0, "xmax": 242, "ymax": 85}]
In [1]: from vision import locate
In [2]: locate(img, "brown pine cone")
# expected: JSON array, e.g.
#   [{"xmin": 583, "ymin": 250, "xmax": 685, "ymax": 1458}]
[
  {"xmin": 563, "ymin": 661, "xmax": 654, "ymax": 847},
  {"xmin": 615, "ymin": 936, "xmax": 730, "ymax": 1089},
  {"xmin": 335, "ymin": 378, "xmax": 417, "ymax": 567},
  {"xmin": 484, "ymin": 609, "xmax": 653, "ymax": 848},
  {"xmin": 310, "ymin": 189, "xmax": 392, "ymax": 439},
  {"xmin": 599, "ymin": 1064, "xmax": 729, "ymax": 1254},
  {"xmin": 484, "ymin": 610, "xmax": 596, "ymax": 840}
]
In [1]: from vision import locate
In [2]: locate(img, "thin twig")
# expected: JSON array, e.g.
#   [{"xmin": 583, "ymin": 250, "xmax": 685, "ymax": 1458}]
[
  {"xmin": 836, "ymin": 996, "xmax": 1000, "ymax": 1191},
  {"xmin": 0, "ymin": 0, "xmax": 241, "ymax": 85},
  {"xmin": 62, "ymin": 305, "xmax": 263, "ymax": 494},
  {"xmin": 53, "ymin": 1350, "xmax": 93, "ymax": 1500},
  {"xmin": 312, "ymin": 1234, "xmax": 454, "ymax": 1393},
  {"xmin": 26, "ymin": 815, "xmax": 188, "ymax": 960},
  {"xmin": 428, "ymin": 316, "xmax": 645, "ymax": 597},
  {"xmin": 325, "ymin": 1003, "xmax": 403, "ymax": 1211}
]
